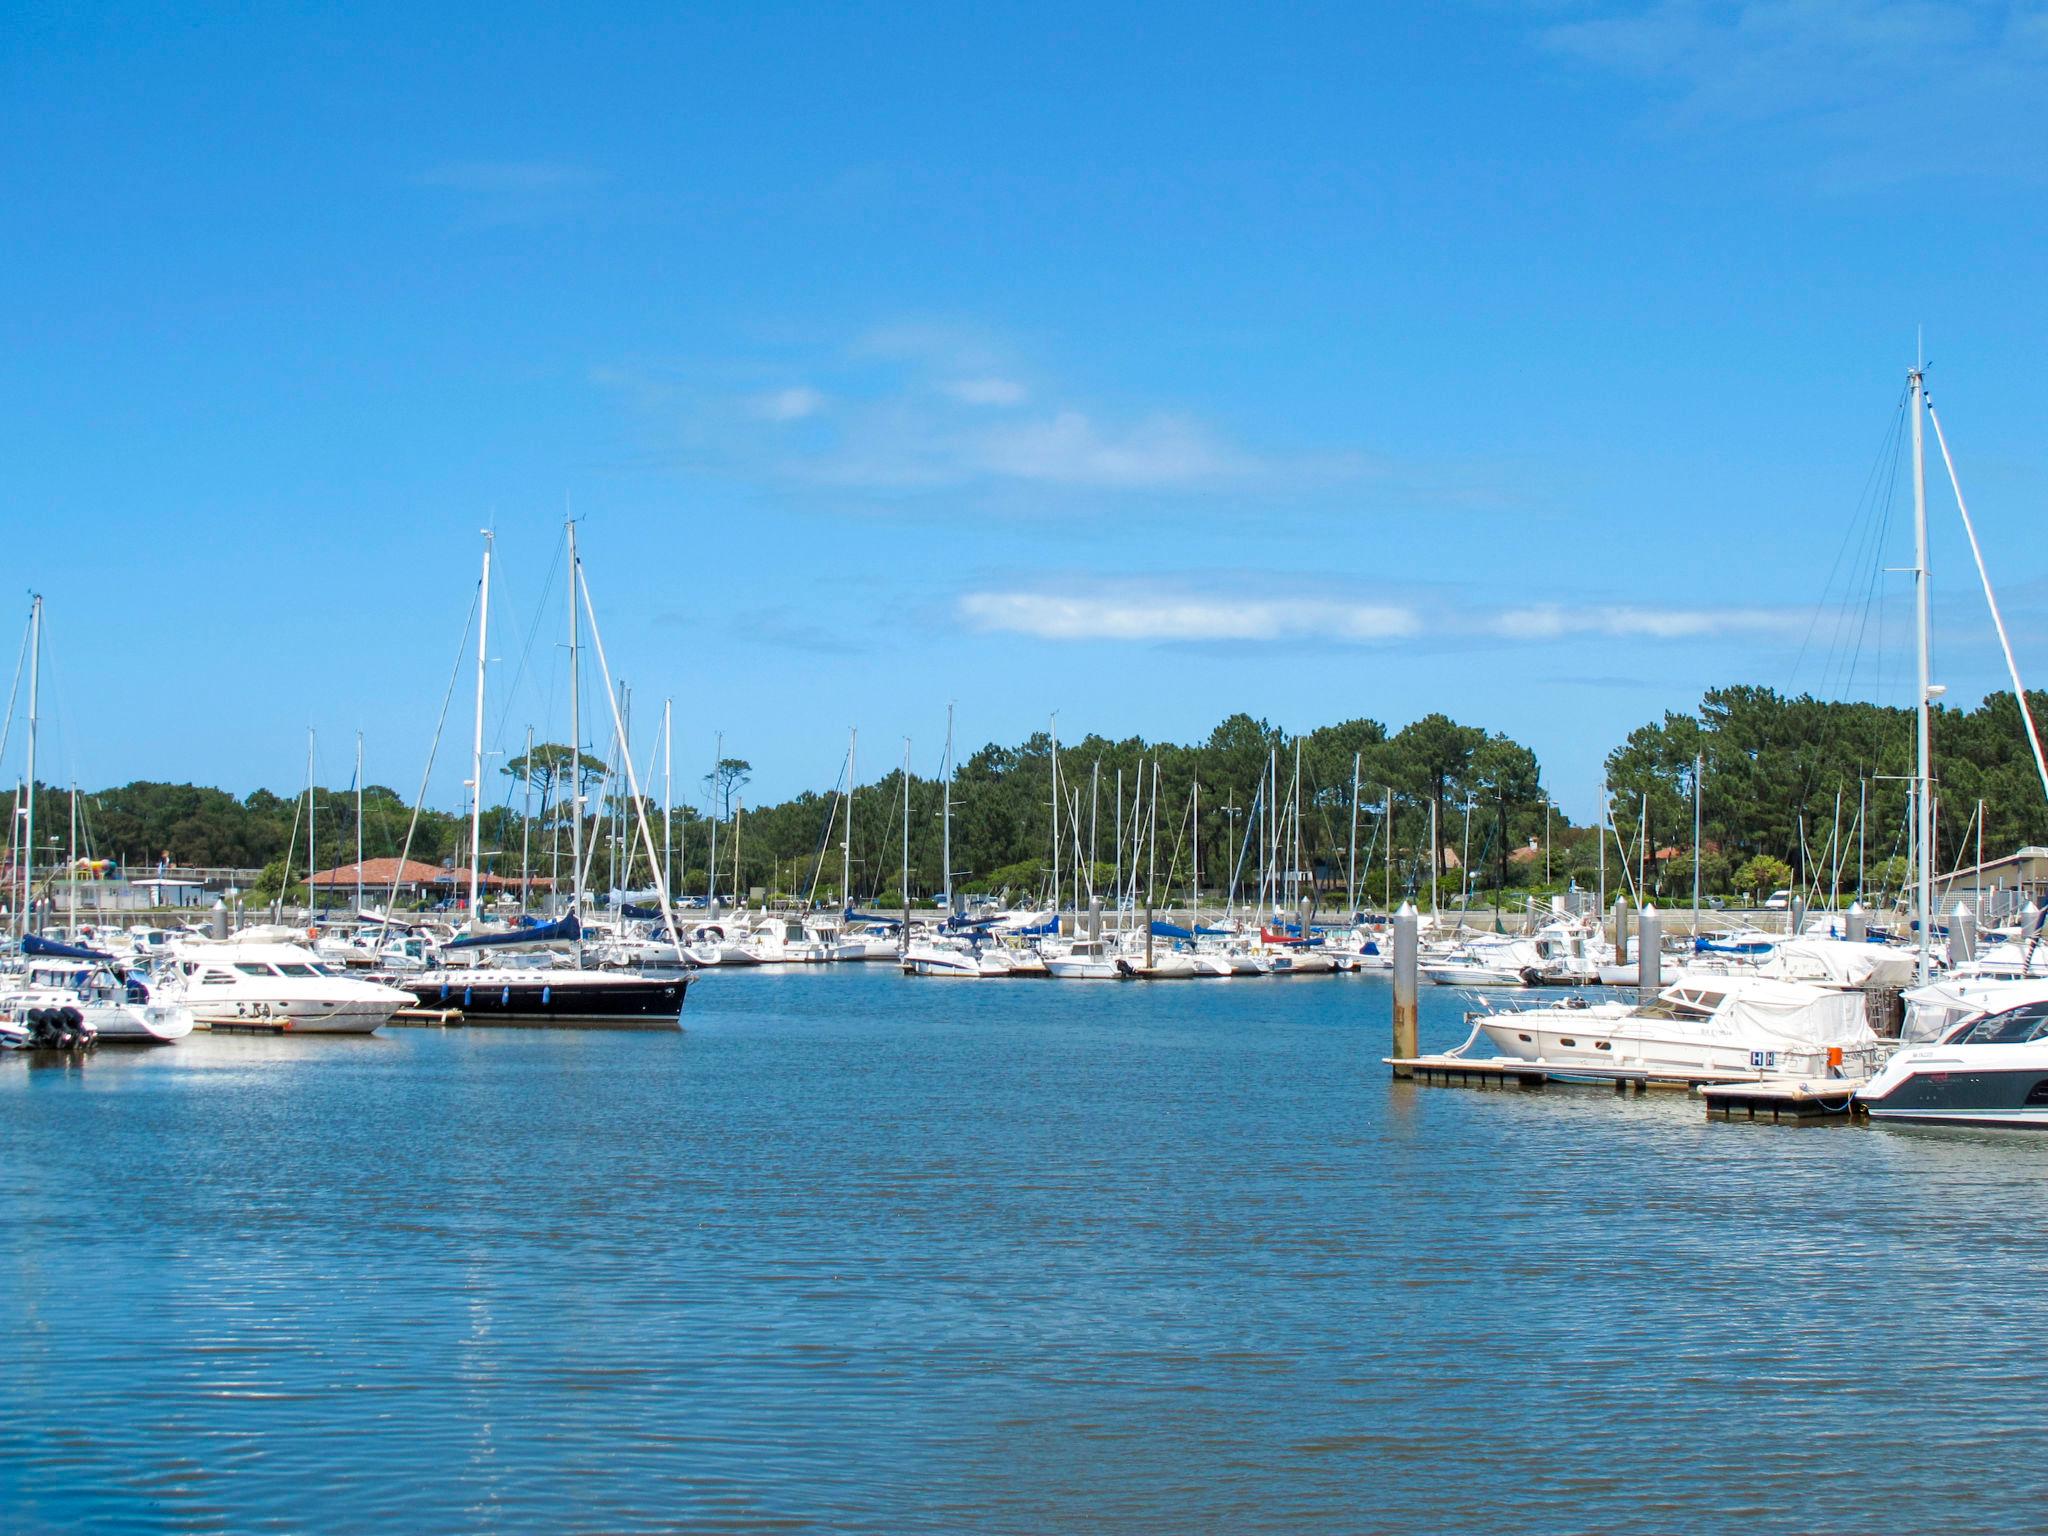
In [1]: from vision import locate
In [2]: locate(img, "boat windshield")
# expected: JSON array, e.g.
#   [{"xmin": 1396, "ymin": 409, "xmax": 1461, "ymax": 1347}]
[
  {"xmin": 234, "ymin": 962, "xmax": 279, "ymax": 977},
  {"xmin": 1955, "ymin": 1002, "xmax": 2048, "ymax": 1046},
  {"xmin": 276, "ymin": 963, "xmax": 319, "ymax": 977}
]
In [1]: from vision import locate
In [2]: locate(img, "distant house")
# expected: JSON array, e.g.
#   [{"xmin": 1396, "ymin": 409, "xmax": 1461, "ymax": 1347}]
[{"xmin": 308, "ymin": 858, "xmax": 552, "ymax": 903}]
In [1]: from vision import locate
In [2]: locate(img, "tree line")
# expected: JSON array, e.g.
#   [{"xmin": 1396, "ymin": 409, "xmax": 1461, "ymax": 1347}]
[{"xmin": 19, "ymin": 687, "xmax": 2047, "ymax": 910}]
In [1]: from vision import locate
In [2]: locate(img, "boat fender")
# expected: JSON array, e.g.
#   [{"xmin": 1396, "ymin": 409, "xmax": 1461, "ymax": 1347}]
[
  {"xmin": 541, "ymin": 986, "xmax": 550, "ymax": 1006},
  {"xmin": 463, "ymin": 987, "xmax": 473, "ymax": 1008},
  {"xmin": 439, "ymin": 983, "xmax": 450, "ymax": 1001},
  {"xmin": 501, "ymin": 986, "xmax": 511, "ymax": 1006}
]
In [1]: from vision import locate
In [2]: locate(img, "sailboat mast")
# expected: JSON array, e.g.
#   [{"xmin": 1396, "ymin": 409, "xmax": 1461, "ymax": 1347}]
[
  {"xmin": 306, "ymin": 728, "xmax": 316, "ymax": 924},
  {"xmin": 1050, "ymin": 714, "xmax": 1060, "ymax": 918},
  {"xmin": 469, "ymin": 532, "xmax": 492, "ymax": 925},
  {"xmin": 909, "ymin": 741, "xmax": 917, "ymax": 958},
  {"xmin": 1191, "ymin": 777, "xmax": 1200, "ymax": 931},
  {"xmin": 23, "ymin": 594, "xmax": 37, "ymax": 935},
  {"xmin": 566, "ymin": 518, "xmax": 587, "ymax": 964},
  {"xmin": 520, "ymin": 725, "xmax": 533, "ymax": 915},
  {"xmin": 1692, "ymin": 753, "xmax": 1703, "ymax": 935},
  {"xmin": 1385, "ymin": 785, "xmax": 1393, "ymax": 912},
  {"xmin": 706, "ymin": 730, "xmax": 721, "ymax": 913},
  {"xmin": 843, "ymin": 728, "xmax": 856, "ymax": 909},
  {"xmin": 662, "ymin": 699, "xmax": 673, "ymax": 905},
  {"xmin": 942, "ymin": 703, "xmax": 954, "ymax": 913},
  {"xmin": 356, "ymin": 731, "xmax": 365, "ymax": 917},
  {"xmin": 67, "ymin": 782, "xmax": 76, "ymax": 933},
  {"xmin": 1911, "ymin": 362, "xmax": 1934, "ymax": 984},
  {"xmin": 1348, "ymin": 750, "xmax": 1360, "ymax": 914},
  {"xmin": 1145, "ymin": 760, "xmax": 1157, "ymax": 967}
]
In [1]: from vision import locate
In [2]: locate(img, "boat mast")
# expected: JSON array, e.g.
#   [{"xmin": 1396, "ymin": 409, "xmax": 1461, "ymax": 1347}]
[
  {"xmin": 1145, "ymin": 759, "xmax": 1158, "ymax": 966},
  {"xmin": 66, "ymin": 781, "xmax": 75, "ymax": 934},
  {"xmin": 1049, "ymin": 713, "xmax": 1060, "ymax": 918},
  {"xmin": 23, "ymin": 594, "xmax": 37, "ymax": 935},
  {"xmin": 469, "ymin": 531, "xmax": 492, "ymax": 926},
  {"xmin": 909, "ymin": 741, "xmax": 917, "ymax": 958},
  {"xmin": 355, "ymin": 731, "xmax": 365, "ymax": 918},
  {"xmin": 662, "ymin": 700, "xmax": 673, "ymax": 906},
  {"xmin": 942, "ymin": 702, "xmax": 954, "ymax": 914},
  {"xmin": 1113, "ymin": 767, "xmax": 1123, "ymax": 929},
  {"xmin": 1292, "ymin": 738, "xmax": 1304, "ymax": 917},
  {"xmin": 1348, "ymin": 750, "xmax": 1360, "ymax": 915},
  {"xmin": 706, "ymin": 729, "xmax": 721, "ymax": 914},
  {"xmin": 1088, "ymin": 759, "xmax": 1099, "ymax": 906},
  {"xmin": 1911, "ymin": 361, "xmax": 1934, "ymax": 984},
  {"xmin": 1191, "ymin": 776, "xmax": 1200, "ymax": 932},
  {"xmin": 1691, "ymin": 753, "xmax": 1703, "ymax": 936},
  {"xmin": 520, "ymin": 725, "xmax": 533, "ymax": 915},
  {"xmin": 566, "ymin": 518, "xmax": 587, "ymax": 965},
  {"xmin": 306, "ymin": 728, "xmax": 316, "ymax": 925},
  {"xmin": 843, "ymin": 727, "xmax": 856, "ymax": 910}
]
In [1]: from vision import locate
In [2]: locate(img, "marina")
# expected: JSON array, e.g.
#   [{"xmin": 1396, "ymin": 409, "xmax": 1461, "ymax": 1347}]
[{"xmin": 10, "ymin": 4, "xmax": 2048, "ymax": 1529}]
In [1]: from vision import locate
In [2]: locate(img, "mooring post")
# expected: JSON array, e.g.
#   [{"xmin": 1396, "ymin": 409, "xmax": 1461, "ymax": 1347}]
[
  {"xmin": 2023, "ymin": 900, "xmax": 2042, "ymax": 947},
  {"xmin": 1087, "ymin": 893, "xmax": 1102, "ymax": 944},
  {"xmin": 1949, "ymin": 900, "xmax": 1976, "ymax": 967},
  {"xmin": 1844, "ymin": 900, "xmax": 1867, "ymax": 943},
  {"xmin": 1611, "ymin": 898, "xmax": 1630, "ymax": 978},
  {"xmin": 1789, "ymin": 893, "xmax": 1806, "ymax": 938},
  {"xmin": 1392, "ymin": 900, "xmax": 1419, "ymax": 1071},
  {"xmin": 1638, "ymin": 905, "xmax": 1663, "ymax": 998}
]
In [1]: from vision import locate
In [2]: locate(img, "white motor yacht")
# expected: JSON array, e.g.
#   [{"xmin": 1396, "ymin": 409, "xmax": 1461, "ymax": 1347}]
[
  {"xmin": 168, "ymin": 941, "xmax": 414, "ymax": 1034},
  {"xmin": 6, "ymin": 957, "xmax": 193, "ymax": 1043},
  {"xmin": 1858, "ymin": 998, "xmax": 2048, "ymax": 1126},
  {"xmin": 1476, "ymin": 974, "xmax": 1884, "ymax": 1081}
]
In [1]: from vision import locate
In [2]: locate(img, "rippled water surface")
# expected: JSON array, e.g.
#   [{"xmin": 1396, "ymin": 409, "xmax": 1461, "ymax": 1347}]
[{"xmin": 4, "ymin": 966, "xmax": 2045, "ymax": 1532}]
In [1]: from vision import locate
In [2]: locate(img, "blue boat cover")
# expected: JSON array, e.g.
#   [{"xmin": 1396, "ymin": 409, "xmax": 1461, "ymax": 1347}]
[
  {"xmin": 23, "ymin": 933, "xmax": 114, "ymax": 962},
  {"xmin": 449, "ymin": 913, "xmax": 582, "ymax": 949}
]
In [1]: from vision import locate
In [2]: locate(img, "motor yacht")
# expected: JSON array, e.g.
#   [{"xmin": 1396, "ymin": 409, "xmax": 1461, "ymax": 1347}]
[
  {"xmin": 168, "ymin": 940, "xmax": 414, "ymax": 1034},
  {"xmin": 1476, "ymin": 973, "xmax": 1885, "ymax": 1081},
  {"xmin": 1858, "ymin": 998, "xmax": 2048, "ymax": 1127}
]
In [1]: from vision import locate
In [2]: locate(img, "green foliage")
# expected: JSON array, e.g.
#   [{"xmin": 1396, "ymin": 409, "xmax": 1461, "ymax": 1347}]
[{"xmin": 1735, "ymin": 853, "xmax": 1794, "ymax": 899}]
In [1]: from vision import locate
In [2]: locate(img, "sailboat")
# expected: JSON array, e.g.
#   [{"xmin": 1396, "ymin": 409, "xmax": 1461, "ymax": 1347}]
[{"xmin": 402, "ymin": 525, "xmax": 692, "ymax": 1027}]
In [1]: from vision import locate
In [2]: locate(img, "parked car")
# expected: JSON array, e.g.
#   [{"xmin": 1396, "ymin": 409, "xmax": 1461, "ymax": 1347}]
[{"xmin": 1763, "ymin": 889, "xmax": 1792, "ymax": 910}]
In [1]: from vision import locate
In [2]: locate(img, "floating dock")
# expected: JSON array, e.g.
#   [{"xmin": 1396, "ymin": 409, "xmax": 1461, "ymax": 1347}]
[
  {"xmin": 1386, "ymin": 1053, "xmax": 1744, "ymax": 1093},
  {"xmin": 1387, "ymin": 1054, "xmax": 1864, "ymax": 1119},
  {"xmin": 1697, "ymin": 1077, "xmax": 1863, "ymax": 1121}
]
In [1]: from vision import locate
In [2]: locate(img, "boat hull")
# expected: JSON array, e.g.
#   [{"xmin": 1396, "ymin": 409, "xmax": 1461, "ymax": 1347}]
[{"xmin": 406, "ymin": 972, "xmax": 690, "ymax": 1028}]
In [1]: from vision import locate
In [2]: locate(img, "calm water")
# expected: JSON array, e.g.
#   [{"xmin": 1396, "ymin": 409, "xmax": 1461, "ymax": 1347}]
[{"xmin": 3, "ymin": 966, "xmax": 2044, "ymax": 1533}]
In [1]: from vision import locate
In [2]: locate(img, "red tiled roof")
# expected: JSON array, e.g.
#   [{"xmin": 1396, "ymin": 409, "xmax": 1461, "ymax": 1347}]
[{"xmin": 309, "ymin": 858, "xmax": 549, "ymax": 889}]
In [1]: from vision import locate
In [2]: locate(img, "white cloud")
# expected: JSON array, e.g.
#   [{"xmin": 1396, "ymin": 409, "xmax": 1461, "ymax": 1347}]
[
  {"xmin": 970, "ymin": 411, "xmax": 1244, "ymax": 488},
  {"xmin": 959, "ymin": 590, "xmax": 1421, "ymax": 643},
  {"xmin": 750, "ymin": 386, "xmax": 826, "ymax": 421},
  {"xmin": 1491, "ymin": 605, "xmax": 1806, "ymax": 640},
  {"xmin": 943, "ymin": 377, "xmax": 1029, "ymax": 406},
  {"xmin": 1535, "ymin": 0, "xmax": 2048, "ymax": 179}
]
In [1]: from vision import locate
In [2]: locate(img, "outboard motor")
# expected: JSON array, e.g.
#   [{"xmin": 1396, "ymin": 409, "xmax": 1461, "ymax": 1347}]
[{"xmin": 26, "ymin": 1007, "xmax": 94, "ymax": 1049}]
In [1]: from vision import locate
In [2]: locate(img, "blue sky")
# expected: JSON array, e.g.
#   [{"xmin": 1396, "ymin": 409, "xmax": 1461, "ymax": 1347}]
[{"xmin": 5, "ymin": 1, "xmax": 2048, "ymax": 821}]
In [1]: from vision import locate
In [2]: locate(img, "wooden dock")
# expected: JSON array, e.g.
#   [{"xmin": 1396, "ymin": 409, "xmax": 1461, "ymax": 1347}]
[
  {"xmin": 1698, "ymin": 1077, "xmax": 1863, "ymax": 1121},
  {"xmin": 1387, "ymin": 1054, "xmax": 1865, "ymax": 1119},
  {"xmin": 1387, "ymin": 1054, "xmax": 1750, "ymax": 1093},
  {"xmin": 389, "ymin": 1007, "xmax": 465, "ymax": 1027}
]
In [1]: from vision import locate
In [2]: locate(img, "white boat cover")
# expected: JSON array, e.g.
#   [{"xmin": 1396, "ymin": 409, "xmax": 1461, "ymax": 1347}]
[
  {"xmin": 1760, "ymin": 937, "xmax": 1915, "ymax": 989},
  {"xmin": 1661, "ymin": 977, "xmax": 1873, "ymax": 1046}
]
